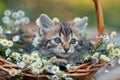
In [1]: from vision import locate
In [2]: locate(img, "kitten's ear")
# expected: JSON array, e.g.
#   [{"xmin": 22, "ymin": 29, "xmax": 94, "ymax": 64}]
[
  {"xmin": 73, "ymin": 17, "xmax": 88, "ymax": 33},
  {"xmin": 36, "ymin": 14, "xmax": 54, "ymax": 35}
]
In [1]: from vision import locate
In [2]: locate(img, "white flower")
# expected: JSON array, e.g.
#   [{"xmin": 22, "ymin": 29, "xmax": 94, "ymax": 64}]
[
  {"xmin": 84, "ymin": 55, "xmax": 91, "ymax": 60},
  {"xmin": 31, "ymin": 68, "xmax": 40, "ymax": 75},
  {"xmin": 28, "ymin": 56, "xmax": 33, "ymax": 63},
  {"xmin": 53, "ymin": 17, "xmax": 59, "ymax": 23},
  {"xmin": 39, "ymin": 68, "xmax": 44, "ymax": 73},
  {"xmin": 110, "ymin": 31, "xmax": 117, "ymax": 38},
  {"xmin": 2, "ymin": 16, "xmax": 10, "ymax": 24},
  {"xmin": 57, "ymin": 71, "xmax": 65, "ymax": 77},
  {"xmin": 109, "ymin": 52, "xmax": 115, "ymax": 58},
  {"xmin": 32, "ymin": 37, "xmax": 40, "ymax": 47},
  {"xmin": 4, "ymin": 10, "xmax": 11, "ymax": 16},
  {"xmin": 114, "ymin": 48, "xmax": 120, "ymax": 56},
  {"xmin": 100, "ymin": 55, "xmax": 110, "ymax": 63},
  {"xmin": 9, "ymin": 68, "xmax": 18, "ymax": 76},
  {"xmin": 7, "ymin": 58, "xmax": 11, "ymax": 61},
  {"xmin": 7, "ymin": 40, "xmax": 13, "ymax": 47},
  {"xmin": 31, "ymin": 51, "xmax": 39, "ymax": 60},
  {"xmin": 1, "ymin": 39, "xmax": 13, "ymax": 47},
  {"xmin": 103, "ymin": 35, "xmax": 109, "ymax": 42},
  {"xmin": 17, "ymin": 10, "xmax": 25, "ymax": 17},
  {"xmin": 73, "ymin": 17, "xmax": 81, "ymax": 22},
  {"xmin": 31, "ymin": 62, "xmax": 37, "ymax": 69},
  {"xmin": 0, "ymin": 26, "xmax": 3, "ymax": 34},
  {"xmin": 69, "ymin": 66, "xmax": 76, "ymax": 71},
  {"xmin": 51, "ymin": 65, "xmax": 60, "ymax": 74},
  {"xmin": 66, "ymin": 64, "xmax": 72, "ymax": 70},
  {"xmin": 42, "ymin": 59, "xmax": 49, "ymax": 66},
  {"xmin": 22, "ymin": 54, "xmax": 29, "ymax": 62},
  {"xmin": 51, "ymin": 75, "xmax": 59, "ymax": 80},
  {"xmin": 12, "ymin": 52, "xmax": 20, "ymax": 60},
  {"xmin": 31, "ymin": 61, "xmax": 42, "ymax": 70},
  {"xmin": 1, "ymin": 39, "xmax": 8, "ymax": 46},
  {"xmin": 17, "ymin": 61, "xmax": 25, "ymax": 69},
  {"xmin": 107, "ymin": 43, "xmax": 114, "ymax": 50},
  {"xmin": 50, "ymin": 57, "xmax": 57, "ymax": 63},
  {"xmin": 12, "ymin": 12, "xmax": 19, "ymax": 19},
  {"xmin": 65, "ymin": 77, "xmax": 73, "ymax": 80},
  {"xmin": 36, "ymin": 60, "xmax": 43, "ymax": 68},
  {"xmin": 5, "ymin": 49, "xmax": 11, "ymax": 56},
  {"xmin": 12, "ymin": 35, "xmax": 20, "ymax": 42},
  {"xmin": 92, "ymin": 52, "xmax": 99, "ymax": 59},
  {"xmin": 21, "ymin": 17, "xmax": 30, "ymax": 24},
  {"xmin": 100, "ymin": 55, "xmax": 106, "ymax": 60},
  {"xmin": 43, "ymin": 66, "xmax": 49, "ymax": 72}
]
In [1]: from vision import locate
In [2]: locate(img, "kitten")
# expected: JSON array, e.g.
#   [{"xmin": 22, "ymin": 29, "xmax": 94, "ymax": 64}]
[{"xmin": 35, "ymin": 14, "xmax": 93, "ymax": 64}]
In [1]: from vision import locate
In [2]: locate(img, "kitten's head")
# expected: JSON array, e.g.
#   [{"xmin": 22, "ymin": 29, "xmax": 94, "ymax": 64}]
[{"xmin": 37, "ymin": 14, "xmax": 88, "ymax": 58}]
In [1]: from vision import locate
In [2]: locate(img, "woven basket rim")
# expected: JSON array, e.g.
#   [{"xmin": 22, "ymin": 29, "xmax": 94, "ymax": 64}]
[{"xmin": 0, "ymin": 57, "xmax": 105, "ymax": 78}]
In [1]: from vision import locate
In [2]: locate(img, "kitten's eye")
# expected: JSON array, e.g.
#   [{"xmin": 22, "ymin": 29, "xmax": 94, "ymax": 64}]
[
  {"xmin": 54, "ymin": 37, "xmax": 61, "ymax": 43},
  {"xmin": 70, "ymin": 38, "xmax": 76, "ymax": 44}
]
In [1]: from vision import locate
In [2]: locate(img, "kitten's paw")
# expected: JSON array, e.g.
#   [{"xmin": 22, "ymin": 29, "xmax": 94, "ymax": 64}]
[{"xmin": 55, "ymin": 58, "xmax": 68, "ymax": 64}]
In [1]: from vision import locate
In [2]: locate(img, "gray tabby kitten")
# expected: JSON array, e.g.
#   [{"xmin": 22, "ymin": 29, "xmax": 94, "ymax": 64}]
[{"xmin": 36, "ymin": 14, "xmax": 92, "ymax": 64}]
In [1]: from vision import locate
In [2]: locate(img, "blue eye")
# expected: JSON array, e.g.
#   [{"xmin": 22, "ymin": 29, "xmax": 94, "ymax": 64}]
[
  {"xmin": 54, "ymin": 37, "xmax": 61, "ymax": 43},
  {"xmin": 70, "ymin": 38, "xmax": 76, "ymax": 44}
]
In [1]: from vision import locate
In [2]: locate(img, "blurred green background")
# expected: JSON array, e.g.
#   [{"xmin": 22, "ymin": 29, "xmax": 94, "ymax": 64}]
[{"xmin": 0, "ymin": 0, "xmax": 120, "ymax": 30}]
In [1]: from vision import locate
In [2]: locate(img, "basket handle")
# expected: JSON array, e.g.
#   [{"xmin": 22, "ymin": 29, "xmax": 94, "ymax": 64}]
[{"xmin": 93, "ymin": 0, "xmax": 104, "ymax": 36}]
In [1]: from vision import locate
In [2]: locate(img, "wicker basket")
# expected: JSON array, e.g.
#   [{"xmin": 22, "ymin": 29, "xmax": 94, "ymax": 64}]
[
  {"xmin": 0, "ymin": 57, "xmax": 104, "ymax": 80},
  {"xmin": 0, "ymin": 0, "xmax": 105, "ymax": 80}
]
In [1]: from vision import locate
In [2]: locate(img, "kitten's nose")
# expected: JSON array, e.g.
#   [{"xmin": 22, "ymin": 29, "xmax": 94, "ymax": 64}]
[{"xmin": 64, "ymin": 48, "xmax": 69, "ymax": 52}]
